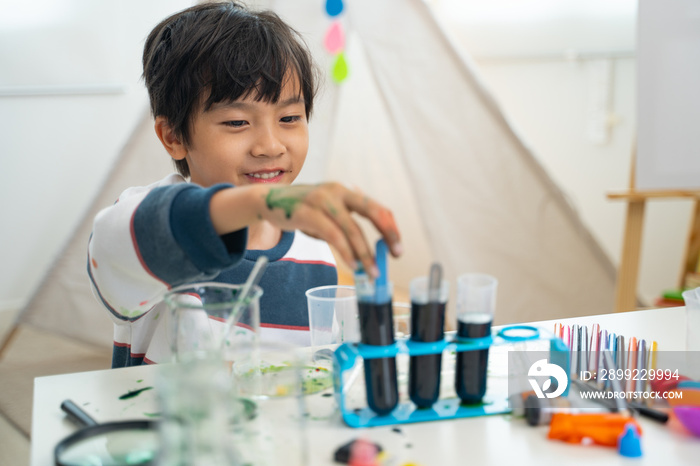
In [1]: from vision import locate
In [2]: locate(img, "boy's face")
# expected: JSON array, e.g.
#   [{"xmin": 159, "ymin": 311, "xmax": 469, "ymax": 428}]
[{"xmin": 171, "ymin": 76, "xmax": 309, "ymax": 188}]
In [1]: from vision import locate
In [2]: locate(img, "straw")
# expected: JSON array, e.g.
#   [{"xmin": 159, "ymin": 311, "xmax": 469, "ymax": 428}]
[{"xmin": 219, "ymin": 255, "xmax": 269, "ymax": 349}]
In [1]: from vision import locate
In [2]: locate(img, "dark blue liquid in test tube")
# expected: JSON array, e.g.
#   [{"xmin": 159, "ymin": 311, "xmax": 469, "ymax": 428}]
[
  {"xmin": 455, "ymin": 312, "xmax": 492, "ymax": 404},
  {"xmin": 358, "ymin": 299, "xmax": 398, "ymax": 416},
  {"xmin": 409, "ymin": 301, "xmax": 445, "ymax": 407}
]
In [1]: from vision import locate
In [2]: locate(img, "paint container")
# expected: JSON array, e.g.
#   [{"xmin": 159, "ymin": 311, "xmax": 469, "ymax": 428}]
[
  {"xmin": 408, "ymin": 272, "xmax": 448, "ymax": 408},
  {"xmin": 455, "ymin": 274, "xmax": 497, "ymax": 404}
]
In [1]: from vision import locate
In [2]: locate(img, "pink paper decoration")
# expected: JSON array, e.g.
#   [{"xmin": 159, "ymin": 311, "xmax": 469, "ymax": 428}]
[{"xmin": 324, "ymin": 21, "xmax": 345, "ymax": 54}]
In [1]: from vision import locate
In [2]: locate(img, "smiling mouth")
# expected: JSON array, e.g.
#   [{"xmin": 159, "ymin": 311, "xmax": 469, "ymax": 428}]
[
  {"xmin": 248, "ymin": 170, "xmax": 283, "ymax": 180},
  {"xmin": 245, "ymin": 170, "xmax": 286, "ymax": 183}
]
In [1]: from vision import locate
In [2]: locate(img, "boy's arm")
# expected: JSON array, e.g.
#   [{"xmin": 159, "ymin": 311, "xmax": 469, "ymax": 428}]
[
  {"xmin": 88, "ymin": 176, "xmax": 247, "ymax": 322},
  {"xmin": 210, "ymin": 182, "xmax": 402, "ymax": 278}
]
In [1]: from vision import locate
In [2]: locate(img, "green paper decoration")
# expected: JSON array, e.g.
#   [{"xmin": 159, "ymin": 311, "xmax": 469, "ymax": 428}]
[{"xmin": 332, "ymin": 52, "xmax": 348, "ymax": 83}]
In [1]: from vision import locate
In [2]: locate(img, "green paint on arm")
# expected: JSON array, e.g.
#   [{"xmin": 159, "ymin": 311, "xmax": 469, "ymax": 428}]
[
  {"xmin": 326, "ymin": 202, "xmax": 337, "ymax": 217},
  {"xmin": 265, "ymin": 188, "xmax": 306, "ymax": 219}
]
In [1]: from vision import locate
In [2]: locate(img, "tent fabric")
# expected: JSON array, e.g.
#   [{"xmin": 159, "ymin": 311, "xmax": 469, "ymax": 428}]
[
  {"xmin": 4, "ymin": 0, "xmax": 615, "ymax": 350},
  {"xmin": 271, "ymin": 0, "xmax": 616, "ymax": 326},
  {"xmin": 7, "ymin": 111, "xmax": 174, "ymax": 349}
]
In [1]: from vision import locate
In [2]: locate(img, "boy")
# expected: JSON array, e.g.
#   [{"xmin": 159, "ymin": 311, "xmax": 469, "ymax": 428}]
[{"xmin": 88, "ymin": 1, "xmax": 402, "ymax": 367}]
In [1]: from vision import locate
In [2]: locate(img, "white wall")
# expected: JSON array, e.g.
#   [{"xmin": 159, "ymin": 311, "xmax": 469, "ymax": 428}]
[
  {"xmin": 433, "ymin": 0, "xmax": 692, "ymax": 305},
  {"xmin": 0, "ymin": 0, "xmax": 192, "ymax": 312}
]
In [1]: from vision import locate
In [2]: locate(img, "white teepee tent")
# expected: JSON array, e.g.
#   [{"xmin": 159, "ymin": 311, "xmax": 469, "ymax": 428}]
[{"xmin": 1, "ymin": 0, "xmax": 615, "ymax": 354}]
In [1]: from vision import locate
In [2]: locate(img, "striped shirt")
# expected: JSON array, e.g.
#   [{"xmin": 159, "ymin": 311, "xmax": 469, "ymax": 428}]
[{"xmin": 88, "ymin": 174, "xmax": 337, "ymax": 367}]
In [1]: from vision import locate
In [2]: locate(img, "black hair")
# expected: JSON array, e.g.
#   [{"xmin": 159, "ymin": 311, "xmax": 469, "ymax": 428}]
[{"xmin": 142, "ymin": 1, "xmax": 318, "ymax": 177}]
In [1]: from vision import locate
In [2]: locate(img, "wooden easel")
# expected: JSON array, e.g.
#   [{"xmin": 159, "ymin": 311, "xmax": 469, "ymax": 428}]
[{"xmin": 607, "ymin": 153, "xmax": 700, "ymax": 312}]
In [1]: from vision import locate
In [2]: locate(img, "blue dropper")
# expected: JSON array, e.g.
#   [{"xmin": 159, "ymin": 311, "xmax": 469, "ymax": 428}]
[{"xmin": 374, "ymin": 239, "xmax": 390, "ymax": 304}]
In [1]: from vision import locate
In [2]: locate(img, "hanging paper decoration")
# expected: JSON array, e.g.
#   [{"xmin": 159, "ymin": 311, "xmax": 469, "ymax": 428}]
[
  {"xmin": 323, "ymin": 0, "xmax": 348, "ymax": 84},
  {"xmin": 324, "ymin": 21, "xmax": 345, "ymax": 54},
  {"xmin": 331, "ymin": 52, "xmax": 348, "ymax": 83},
  {"xmin": 325, "ymin": 0, "xmax": 344, "ymax": 17}
]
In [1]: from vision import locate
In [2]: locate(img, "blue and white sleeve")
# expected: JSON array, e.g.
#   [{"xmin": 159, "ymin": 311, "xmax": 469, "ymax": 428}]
[{"xmin": 87, "ymin": 175, "xmax": 247, "ymax": 323}]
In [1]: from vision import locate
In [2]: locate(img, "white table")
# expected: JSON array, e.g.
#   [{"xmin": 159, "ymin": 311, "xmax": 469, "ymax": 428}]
[{"xmin": 32, "ymin": 307, "xmax": 700, "ymax": 465}]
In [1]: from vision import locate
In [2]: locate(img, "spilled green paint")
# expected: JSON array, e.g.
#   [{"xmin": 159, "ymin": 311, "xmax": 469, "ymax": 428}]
[
  {"xmin": 143, "ymin": 412, "xmax": 160, "ymax": 418},
  {"xmin": 228, "ymin": 398, "xmax": 257, "ymax": 425},
  {"xmin": 240, "ymin": 398, "xmax": 257, "ymax": 420},
  {"xmin": 136, "ymin": 379, "xmax": 143, "ymax": 383},
  {"xmin": 119, "ymin": 386, "xmax": 154, "ymax": 400}
]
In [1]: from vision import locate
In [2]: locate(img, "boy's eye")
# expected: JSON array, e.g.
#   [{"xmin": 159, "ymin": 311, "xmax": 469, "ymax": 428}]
[
  {"xmin": 280, "ymin": 115, "xmax": 301, "ymax": 123},
  {"xmin": 224, "ymin": 120, "xmax": 247, "ymax": 127}
]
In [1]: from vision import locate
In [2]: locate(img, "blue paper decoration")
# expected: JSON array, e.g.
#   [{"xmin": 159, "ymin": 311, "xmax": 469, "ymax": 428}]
[{"xmin": 325, "ymin": 0, "xmax": 344, "ymax": 17}]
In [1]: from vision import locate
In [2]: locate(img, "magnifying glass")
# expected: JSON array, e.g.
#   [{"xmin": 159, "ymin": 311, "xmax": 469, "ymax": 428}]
[{"xmin": 54, "ymin": 399, "xmax": 159, "ymax": 466}]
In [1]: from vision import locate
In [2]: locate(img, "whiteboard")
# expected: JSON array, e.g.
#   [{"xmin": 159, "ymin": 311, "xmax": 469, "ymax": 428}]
[{"xmin": 636, "ymin": 0, "xmax": 700, "ymax": 190}]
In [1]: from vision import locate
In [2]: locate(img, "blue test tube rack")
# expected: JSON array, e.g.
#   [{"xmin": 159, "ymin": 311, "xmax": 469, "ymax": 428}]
[{"xmin": 332, "ymin": 325, "xmax": 569, "ymax": 428}]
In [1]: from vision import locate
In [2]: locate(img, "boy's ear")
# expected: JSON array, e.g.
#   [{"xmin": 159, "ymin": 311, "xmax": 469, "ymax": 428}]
[{"xmin": 154, "ymin": 116, "xmax": 187, "ymax": 161}]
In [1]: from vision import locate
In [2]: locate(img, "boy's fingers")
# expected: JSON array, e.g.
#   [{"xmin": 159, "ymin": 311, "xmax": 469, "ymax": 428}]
[
  {"xmin": 343, "ymin": 190, "xmax": 402, "ymax": 257},
  {"xmin": 296, "ymin": 206, "xmax": 356, "ymax": 270},
  {"xmin": 325, "ymin": 202, "xmax": 377, "ymax": 278}
]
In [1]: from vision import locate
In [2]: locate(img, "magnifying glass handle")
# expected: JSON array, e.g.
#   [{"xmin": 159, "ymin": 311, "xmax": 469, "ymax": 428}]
[{"xmin": 61, "ymin": 399, "xmax": 98, "ymax": 428}]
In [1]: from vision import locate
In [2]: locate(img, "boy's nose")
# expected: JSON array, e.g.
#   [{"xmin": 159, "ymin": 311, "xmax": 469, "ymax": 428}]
[{"xmin": 251, "ymin": 127, "xmax": 285, "ymax": 158}]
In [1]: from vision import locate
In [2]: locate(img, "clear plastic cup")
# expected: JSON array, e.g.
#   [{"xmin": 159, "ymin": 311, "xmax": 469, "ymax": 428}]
[{"xmin": 306, "ymin": 285, "xmax": 360, "ymax": 355}]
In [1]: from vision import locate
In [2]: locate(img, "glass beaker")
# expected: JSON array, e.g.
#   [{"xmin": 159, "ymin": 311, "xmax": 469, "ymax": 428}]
[
  {"xmin": 163, "ymin": 282, "xmax": 262, "ymax": 362},
  {"xmin": 159, "ymin": 282, "xmax": 265, "ymax": 465},
  {"xmin": 228, "ymin": 338, "xmax": 309, "ymax": 466}
]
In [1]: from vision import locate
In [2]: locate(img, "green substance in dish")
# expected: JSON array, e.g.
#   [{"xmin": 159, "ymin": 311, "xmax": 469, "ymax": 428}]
[
  {"xmin": 238, "ymin": 363, "xmax": 333, "ymax": 395},
  {"xmin": 301, "ymin": 366, "xmax": 333, "ymax": 395}
]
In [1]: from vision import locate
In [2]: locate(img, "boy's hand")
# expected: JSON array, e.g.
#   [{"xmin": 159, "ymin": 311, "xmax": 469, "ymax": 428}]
[{"xmin": 261, "ymin": 183, "xmax": 401, "ymax": 278}]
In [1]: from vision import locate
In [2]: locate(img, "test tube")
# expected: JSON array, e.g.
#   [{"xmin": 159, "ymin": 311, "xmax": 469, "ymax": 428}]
[
  {"xmin": 408, "ymin": 267, "xmax": 448, "ymax": 408},
  {"xmin": 358, "ymin": 286, "xmax": 397, "ymax": 416},
  {"xmin": 356, "ymin": 240, "xmax": 398, "ymax": 416},
  {"xmin": 455, "ymin": 273, "xmax": 497, "ymax": 404}
]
